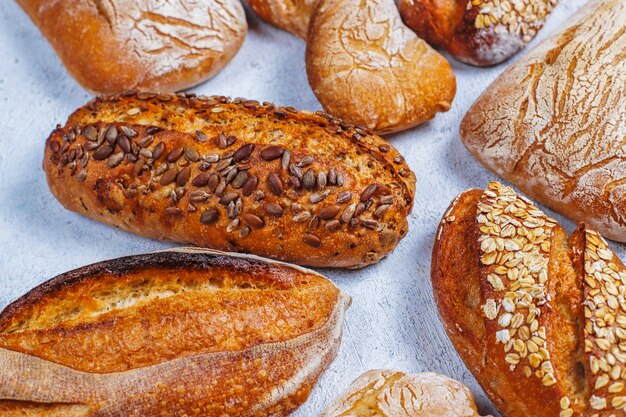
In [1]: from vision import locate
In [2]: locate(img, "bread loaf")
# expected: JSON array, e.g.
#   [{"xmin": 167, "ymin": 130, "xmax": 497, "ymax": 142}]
[
  {"xmin": 320, "ymin": 369, "xmax": 484, "ymax": 416},
  {"xmin": 43, "ymin": 93, "xmax": 415, "ymax": 269},
  {"xmin": 460, "ymin": 0, "xmax": 626, "ymax": 241},
  {"xmin": 399, "ymin": 0, "xmax": 558, "ymax": 66},
  {"xmin": 16, "ymin": 0, "xmax": 247, "ymax": 94},
  {"xmin": 0, "ymin": 248, "xmax": 351, "ymax": 416},
  {"xmin": 306, "ymin": 0, "xmax": 456, "ymax": 134},
  {"xmin": 249, "ymin": 0, "xmax": 317, "ymax": 38},
  {"xmin": 433, "ymin": 181, "xmax": 626, "ymax": 416}
]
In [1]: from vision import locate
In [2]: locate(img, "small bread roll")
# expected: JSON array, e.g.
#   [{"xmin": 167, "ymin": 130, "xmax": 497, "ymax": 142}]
[
  {"xmin": 399, "ymin": 0, "xmax": 559, "ymax": 66},
  {"xmin": 16, "ymin": 0, "xmax": 247, "ymax": 94},
  {"xmin": 321, "ymin": 369, "xmax": 484, "ymax": 416},
  {"xmin": 306, "ymin": 0, "xmax": 456, "ymax": 135},
  {"xmin": 248, "ymin": 0, "xmax": 318, "ymax": 38}
]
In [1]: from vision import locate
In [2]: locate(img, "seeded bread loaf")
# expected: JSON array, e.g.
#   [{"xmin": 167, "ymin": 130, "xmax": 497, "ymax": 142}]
[
  {"xmin": 460, "ymin": 0, "xmax": 626, "ymax": 241},
  {"xmin": 433, "ymin": 181, "xmax": 626, "ymax": 416},
  {"xmin": 306, "ymin": 0, "xmax": 456, "ymax": 134},
  {"xmin": 0, "ymin": 248, "xmax": 351, "ymax": 416},
  {"xmin": 16, "ymin": 0, "xmax": 247, "ymax": 94},
  {"xmin": 248, "ymin": 0, "xmax": 317, "ymax": 38},
  {"xmin": 43, "ymin": 93, "xmax": 416, "ymax": 269},
  {"xmin": 399, "ymin": 0, "xmax": 558, "ymax": 66},
  {"xmin": 320, "ymin": 369, "xmax": 484, "ymax": 416}
]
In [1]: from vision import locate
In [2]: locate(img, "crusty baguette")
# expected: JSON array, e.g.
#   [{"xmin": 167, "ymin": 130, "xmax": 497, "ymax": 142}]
[
  {"xmin": 16, "ymin": 0, "xmax": 247, "ymax": 94},
  {"xmin": 460, "ymin": 0, "xmax": 626, "ymax": 241},
  {"xmin": 0, "ymin": 248, "xmax": 351, "ymax": 416},
  {"xmin": 398, "ymin": 0, "xmax": 558, "ymax": 66},
  {"xmin": 43, "ymin": 93, "xmax": 416, "ymax": 269},
  {"xmin": 432, "ymin": 181, "xmax": 626, "ymax": 416},
  {"xmin": 248, "ymin": 0, "xmax": 317, "ymax": 38},
  {"xmin": 320, "ymin": 369, "xmax": 483, "ymax": 416},
  {"xmin": 305, "ymin": 0, "xmax": 456, "ymax": 134}
]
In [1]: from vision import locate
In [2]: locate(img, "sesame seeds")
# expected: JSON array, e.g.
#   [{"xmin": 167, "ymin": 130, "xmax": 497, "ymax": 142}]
[
  {"xmin": 478, "ymin": 182, "xmax": 557, "ymax": 386},
  {"xmin": 583, "ymin": 228, "xmax": 626, "ymax": 410}
]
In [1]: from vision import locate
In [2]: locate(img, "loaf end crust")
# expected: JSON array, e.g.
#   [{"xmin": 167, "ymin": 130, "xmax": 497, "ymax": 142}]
[
  {"xmin": 16, "ymin": 0, "xmax": 247, "ymax": 94},
  {"xmin": 248, "ymin": 0, "xmax": 317, "ymax": 38}
]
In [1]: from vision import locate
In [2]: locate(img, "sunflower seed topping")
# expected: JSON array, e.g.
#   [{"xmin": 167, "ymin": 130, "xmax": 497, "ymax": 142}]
[
  {"xmin": 260, "ymin": 146, "xmax": 285, "ymax": 161},
  {"xmin": 200, "ymin": 208, "xmax": 219, "ymax": 224},
  {"xmin": 267, "ymin": 173, "xmax": 283, "ymax": 196}
]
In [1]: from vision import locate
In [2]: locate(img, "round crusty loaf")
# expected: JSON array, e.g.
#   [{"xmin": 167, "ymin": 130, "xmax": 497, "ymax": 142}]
[
  {"xmin": 248, "ymin": 0, "xmax": 318, "ymax": 38},
  {"xmin": 16, "ymin": 0, "xmax": 247, "ymax": 94},
  {"xmin": 0, "ymin": 248, "xmax": 350, "ymax": 416},
  {"xmin": 398, "ymin": 0, "xmax": 558, "ymax": 66},
  {"xmin": 321, "ymin": 369, "xmax": 483, "ymax": 416},
  {"xmin": 433, "ymin": 182, "xmax": 626, "ymax": 416},
  {"xmin": 43, "ymin": 93, "xmax": 416, "ymax": 269},
  {"xmin": 306, "ymin": 0, "xmax": 456, "ymax": 134},
  {"xmin": 460, "ymin": 0, "xmax": 626, "ymax": 241}
]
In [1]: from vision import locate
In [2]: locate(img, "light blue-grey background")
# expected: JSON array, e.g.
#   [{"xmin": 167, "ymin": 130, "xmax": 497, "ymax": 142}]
[{"xmin": 0, "ymin": 0, "xmax": 593, "ymax": 414}]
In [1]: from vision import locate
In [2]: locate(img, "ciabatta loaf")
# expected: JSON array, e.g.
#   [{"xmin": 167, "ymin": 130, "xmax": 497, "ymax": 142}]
[
  {"xmin": 433, "ymin": 182, "xmax": 626, "ymax": 416},
  {"xmin": 320, "ymin": 369, "xmax": 484, "ymax": 416},
  {"xmin": 461, "ymin": 0, "xmax": 626, "ymax": 241},
  {"xmin": 43, "ymin": 93, "xmax": 416, "ymax": 269},
  {"xmin": 0, "ymin": 248, "xmax": 350, "ymax": 416},
  {"xmin": 16, "ymin": 0, "xmax": 247, "ymax": 94}
]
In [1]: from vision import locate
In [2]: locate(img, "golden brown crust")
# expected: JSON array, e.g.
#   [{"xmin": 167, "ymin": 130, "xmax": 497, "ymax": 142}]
[
  {"xmin": 320, "ymin": 369, "xmax": 482, "ymax": 416},
  {"xmin": 305, "ymin": 0, "xmax": 456, "ymax": 134},
  {"xmin": 433, "ymin": 182, "xmax": 626, "ymax": 416},
  {"xmin": 399, "ymin": 0, "xmax": 558, "ymax": 66},
  {"xmin": 16, "ymin": 0, "xmax": 247, "ymax": 94},
  {"xmin": 0, "ymin": 249, "xmax": 351, "ymax": 417},
  {"xmin": 460, "ymin": 0, "xmax": 626, "ymax": 240},
  {"xmin": 43, "ymin": 93, "xmax": 416, "ymax": 269},
  {"xmin": 248, "ymin": 0, "xmax": 318, "ymax": 38},
  {"xmin": 0, "ymin": 401, "xmax": 92, "ymax": 417}
]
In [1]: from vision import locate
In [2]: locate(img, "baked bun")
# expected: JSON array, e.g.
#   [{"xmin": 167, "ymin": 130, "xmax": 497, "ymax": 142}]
[
  {"xmin": 0, "ymin": 248, "xmax": 350, "ymax": 416},
  {"xmin": 16, "ymin": 0, "xmax": 247, "ymax": 94},
  {"xmin": 321, "ymin": 369, "xmax": 484, "ymax": 416},
  {"xmin": 399, "ymin": 0, "xmax": 558, "ymax": 66},
  {"xmin": 306, "ymin": 0, "xmax": 456, "ymax": 134}
]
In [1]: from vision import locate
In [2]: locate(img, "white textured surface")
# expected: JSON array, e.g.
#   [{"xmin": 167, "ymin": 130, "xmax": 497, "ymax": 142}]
[{"xmin": 0, "ymin": 0, "xmax": 598, "ymax": 415}]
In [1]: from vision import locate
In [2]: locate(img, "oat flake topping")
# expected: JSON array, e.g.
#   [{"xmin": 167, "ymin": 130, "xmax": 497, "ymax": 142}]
[
  {"xmin": 478, "ymin": 182, "xmax": 558, "ymax": 387},
  {"xmin": 584, "ymin": 229, "xmax": 626, "ymax": 411},
  {"xmin": 469, "ymin": 0, "xmax": 559, "ymax": 43}
]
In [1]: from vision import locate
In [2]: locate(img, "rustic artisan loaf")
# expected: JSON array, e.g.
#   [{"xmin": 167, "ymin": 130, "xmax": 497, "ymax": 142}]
[
  {"xmin": 16, "ymin": 0, "xmax": 247, "ymax": 94},
  {"xmin": 433, "ymin": 181, "xmax": 626, "ymax": 416},
  {"xmin": 249, "ymin": 0, "xmax": 317, "ymax": 38},
  {"xmin": 306, "ymin": 0, "xmax": 456, "ymax": 134},
  {"xmin": 461, "ymin": 0, "xmax": 626, "ymax": 241},
  {"xmin": 43, "ymin": 93, "xmax": 415, "ymax": 269},
  {"xmin": 320, "ymin": 369, "xmax": 484, "ymax": 416},
  {"xmin": 0, "ymin": 248, "xmax": 351, "ymax": 416},
  {"xmin": 399, "ymin": 0, "xmax": 558, "ymax": 66}
]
